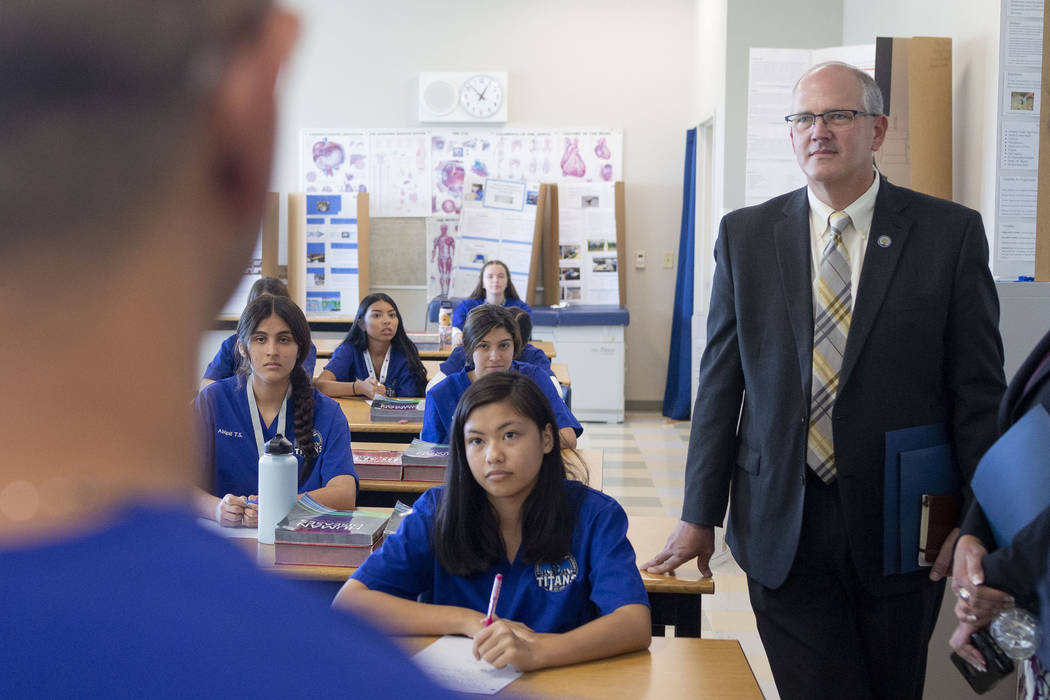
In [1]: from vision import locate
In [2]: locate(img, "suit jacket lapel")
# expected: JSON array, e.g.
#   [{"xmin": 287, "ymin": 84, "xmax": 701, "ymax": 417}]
[
  {"xmin": 774, "ymin": 188, "xmax": 814, "ymax": 398},
  {"xmin": 839, "ymin": 179, "xmax": 912, "ymax": 390}
]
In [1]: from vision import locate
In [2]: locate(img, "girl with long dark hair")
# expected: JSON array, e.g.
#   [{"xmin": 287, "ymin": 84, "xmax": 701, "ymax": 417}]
[
  {"xmin": 450, "ymin": 260, "xmax": 531, "ymax": 346},
  {"xmin": 335, "ymin": 372, "xmax": 650, "ymax": 671},
  {"xmin": 316, "ymin": 293, "xmax": 427, "ymax": 399},
  {"xmin": 194, "ymin": 294, "xmax": 357, "ymax": 527}
]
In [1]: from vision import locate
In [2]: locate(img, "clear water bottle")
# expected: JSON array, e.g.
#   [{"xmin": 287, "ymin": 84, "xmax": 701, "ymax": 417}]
[
  {"xmin": 438, "ymin": 301, "xmax": 453, "ymax": 349},
  {"xmin": 990, "ymin": 606, "xmax": 1041, "ymax": 660},
  {"xmin": 257, "ymin": 434, "xmax": 298, "ymax": 545}
]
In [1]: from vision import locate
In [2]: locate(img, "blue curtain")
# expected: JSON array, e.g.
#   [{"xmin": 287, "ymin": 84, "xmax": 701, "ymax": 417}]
[{"xmin": 662, "ymin": 129, "xmax": 697, "ymax": 420}]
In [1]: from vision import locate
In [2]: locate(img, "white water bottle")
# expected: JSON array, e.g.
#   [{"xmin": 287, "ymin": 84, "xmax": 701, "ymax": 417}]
[{"xmin": 257, "ymin": 434, "xmax": 297, "ymax": 544}]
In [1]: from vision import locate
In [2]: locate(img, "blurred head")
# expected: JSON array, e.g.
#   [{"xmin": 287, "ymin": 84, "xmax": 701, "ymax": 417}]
[
  {"xmin": 463, "ymin": 304, "xmax": 522, "ymax": 377},
  {"xmin": 247, "ymin": 276, "xmax": 289, "ymax": 303},
  {"xmin": 469, "ymin": 260, "xmax": 520, "ymax": 301}
]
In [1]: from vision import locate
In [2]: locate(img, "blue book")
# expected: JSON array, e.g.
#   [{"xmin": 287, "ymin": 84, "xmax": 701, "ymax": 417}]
[
  {"xmin": 897, "ymin": 444, "xmax": 959, "ymax": 572},
  {"xmin": 883, "ymin": 423, "xmax": 953, "ymax": 575},
  {"xmin": 971, "ymin": 405, "xmax": 1050, "ymax": 548}
]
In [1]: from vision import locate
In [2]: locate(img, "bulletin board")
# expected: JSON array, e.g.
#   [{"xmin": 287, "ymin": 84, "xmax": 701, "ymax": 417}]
[
  {"xmin": 287, "ymin": 191, "xmax": 370, "ymax": 319},
  {"xmin": 549, "ymin": 181, "xmax": 626, "ymax": 306}
]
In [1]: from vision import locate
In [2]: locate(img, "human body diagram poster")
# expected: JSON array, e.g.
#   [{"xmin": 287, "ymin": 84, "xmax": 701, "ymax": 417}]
[
  {"xmin": 302, "ymin": 128, "xmax": 621, "ymax": 218},
  {"xmin": 557, "ymin": 182, "xmax": 619, "ymax": 304},
  {"xmin": 303, "ymin": 194, "xmax": 360, "ymax": 315},
  {"xmin": 450, "ymin": 176, "xmax": 539, "ymax": 299}
]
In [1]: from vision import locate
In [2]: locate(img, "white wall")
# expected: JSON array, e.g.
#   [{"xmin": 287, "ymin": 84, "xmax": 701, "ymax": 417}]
[{"xmin": 273, "ymin": 0, "xmax": 696, "ymax": 404}]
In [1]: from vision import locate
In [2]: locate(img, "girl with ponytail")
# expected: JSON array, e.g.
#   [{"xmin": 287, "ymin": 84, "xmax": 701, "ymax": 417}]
[{"xmin": 194, "ymin": 295, "xmax": 358, "ymax": 527}]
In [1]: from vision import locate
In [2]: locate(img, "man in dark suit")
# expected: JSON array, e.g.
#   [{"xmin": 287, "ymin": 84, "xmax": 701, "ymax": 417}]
[
  {"xmin": 644, "ymin": 62, "xmax": 1005, "ymax": 699},
  {"xmin": 951, "ymin": 328, "xmax": 1050, "ymax": 688}
]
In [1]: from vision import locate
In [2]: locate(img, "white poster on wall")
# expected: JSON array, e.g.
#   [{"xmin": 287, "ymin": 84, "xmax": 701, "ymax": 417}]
[
  {"xmin": 557, "ymin": 182, "xmax": 618, "ymax": 305},
  {"xmin": 303, "ymin": 194, "xmax": 360, "ymax": 315},
  {"xmin": 300, "ymin": 129, "xmax": 370, "ymax": 195}
]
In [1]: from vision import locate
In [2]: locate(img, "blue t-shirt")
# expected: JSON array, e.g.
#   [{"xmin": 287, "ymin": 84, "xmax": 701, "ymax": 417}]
[
  {"xmin": 194, "ymin": 376, "xmax": 357, "ymax": 497},
  {"xmin": 421, "ymin": 362, "xmax": 582, "ymax": 445},
  {"xmin": 439, "ymin": 343, "xmax": 552, "ymax": 376},
  {"xmin": 323, "ymin": 343, "xmax": 425, "ymax": 398},
  {"xmin": 203, "ymin": 333, "xmax": 317, "ymax": 381},
  {"xmin": 451, "ymin": 297, "xmax": 532, "ymax": 330},
  {"xmin": 353, "ymin": 481, "xmax": 649, "ymax": 633},
  {"xmin": 0, "ymin": 504, "xmax": 461, "ymax": 699}
]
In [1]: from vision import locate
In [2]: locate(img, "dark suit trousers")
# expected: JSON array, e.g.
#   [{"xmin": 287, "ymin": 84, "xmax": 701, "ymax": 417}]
[{"xmin": 747, "ymin": 470, "xmax": 945, "ymax": 700}]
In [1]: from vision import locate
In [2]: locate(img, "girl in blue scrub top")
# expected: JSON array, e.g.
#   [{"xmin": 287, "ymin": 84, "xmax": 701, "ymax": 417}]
[
  {"xmin": 194, "ymin": 295, "xmax": 358, "ymax": 527},
  {"xmin": 199, "ymin": 277, "xmax": 317, "ymax": 390},
  {"xmin": 315, "ymin": 293, "xmax": 427, "ymax": 399},
  {"xmin": 440, "ymin": 306, "xmax": 551, "ymax": 376},
  {"xmin": 423, "ymin": 304, "xmax": 581, "ymax": 448},
  {"xmin": 335, "ymin": 372, "xmax": 651, "ymax": 671},
  {"xmin": 450, "ymin": 260, "xmax": 531, "ymax": 347}
]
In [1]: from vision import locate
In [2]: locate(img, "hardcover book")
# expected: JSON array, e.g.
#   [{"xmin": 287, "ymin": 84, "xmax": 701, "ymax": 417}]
[
  {"xmin": 369, "ymin": 396, "xmax": 425, "ymax": 422},
  {"xmin": 273, "ymin": 496, "xmax": 390, "ymax": 567},
  {"xmin": 401, "ymin": 438, "xmax": 449, "ymax": 482},
  {"xmin": 351, "ymin": 448, "xmax": 404, "ymax": 481}
]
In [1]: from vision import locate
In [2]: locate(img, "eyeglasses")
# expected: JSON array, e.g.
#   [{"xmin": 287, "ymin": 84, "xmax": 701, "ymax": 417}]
[{"xmin": 784, "ymin": 110, "xmax": 879, "ymax": 132}]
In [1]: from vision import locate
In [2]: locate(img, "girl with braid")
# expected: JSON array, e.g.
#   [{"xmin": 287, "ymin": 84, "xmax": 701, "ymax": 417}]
[{"xmin": 194, "ymin": 295, "xmax": 357, "ymax": 527}]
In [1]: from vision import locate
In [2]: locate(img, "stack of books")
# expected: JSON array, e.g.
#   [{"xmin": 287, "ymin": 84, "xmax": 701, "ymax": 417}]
[
  {"xmin": 370, "ymin": 396, "xmax": 425, "ymax": 422},
  {"xmin": 407, "ymin": 331, "xmax": 441, "ymax": 352},
  {"xmin": 401, "ymin": 438, "xmax": 449, "ymax": 482},
  {"xmin": 351, "ymin": 448, "xmax": 403, "ymax": 480},
  {"xmin": 273, "ymin": 495, "xmax": 391, "ymax": 567}
]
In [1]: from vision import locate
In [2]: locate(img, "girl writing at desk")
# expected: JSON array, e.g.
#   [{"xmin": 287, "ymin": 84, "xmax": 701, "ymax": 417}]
[
  {"xmin": 316, "ymin": 293, "xmax": 427, "ymax": 399},
  {"xmin": 335, "ymin": 372, "xmax": 651, "ymax": 671},
  {"xmin": 423, "ymin": 304, "xmax": 581, "ymax": 449},
  {"xmin": 199, "ymin": 276, "xmax": 317, "ymax": 390},
  {"xmin": 450, "ymin": 260, "xmax": 531, "ymax": 347},
  {"xmin": 194, "ymin": 295, "xmax": 358, "ymax": 527}
]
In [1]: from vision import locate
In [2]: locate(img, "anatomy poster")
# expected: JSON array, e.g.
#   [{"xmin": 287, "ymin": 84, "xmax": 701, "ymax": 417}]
[
  {"xmin": 451, "ymin": 176, "xmax": 539, "ymax": 298},
  {"xmin": 557, "ymin": 182, "xmax": 618, "ymax": 304},
  {"xmin": 556, "ymin": 131, "xmax": 623, "ymax": 183},
  {"xmin": 426, "ymin": 217, "xmax": 459, "ymax": 299},
  {"xmin": 303, "ymin": 194, "xmax": 360, "ymax": 315},
  {"xmin": 300, "ymin": 130, "xmax": 370, "ymax": 195},
  {"xmin": 369, "ymin": 130, "xmax": 431, "ymax": 218}
]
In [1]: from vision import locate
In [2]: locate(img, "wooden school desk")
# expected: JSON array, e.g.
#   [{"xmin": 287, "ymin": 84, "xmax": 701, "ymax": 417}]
[
  {"xmin": 353, "ymin": 442, "xmax": 603, "ymax": 494},
  {"xmin": 396, "ymin": 636, "xmax": 762, "ymax": 699},
  {"xmin": 313, "ymin": 338, "xmax": 556, "ymax": 361},
  {"xmin": 235, "ymin": 508, "xmax": 711, "ymax": 638}
]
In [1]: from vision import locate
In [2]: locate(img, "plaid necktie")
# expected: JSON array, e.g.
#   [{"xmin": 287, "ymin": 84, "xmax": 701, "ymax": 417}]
[{"xmin": 807, "ymin": 211, "xmax": 852, "ymax": 484}]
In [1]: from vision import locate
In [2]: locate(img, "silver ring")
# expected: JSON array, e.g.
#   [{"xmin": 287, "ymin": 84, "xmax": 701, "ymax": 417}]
[
  {"xmin": 966, "ymin": 614, "xmax": 978, "ymax": 624},
  {"xmin": 959, "ymin": 588, "xmax": 971, "ymax": 601}
]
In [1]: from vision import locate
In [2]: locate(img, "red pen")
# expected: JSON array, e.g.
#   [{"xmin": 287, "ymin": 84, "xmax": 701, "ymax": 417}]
[{"xmin": 484, "ymin": 573, "xmax": 503, "ymax": 627}]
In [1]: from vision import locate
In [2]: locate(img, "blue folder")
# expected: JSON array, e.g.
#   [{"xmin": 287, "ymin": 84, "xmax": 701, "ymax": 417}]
[
  {"xmin": 883, "ymin": 423, "xmax": 955, "ymax": 575},
  {"xmin": 971, "ymin": 405, "xmax": 1050, "ymax": 548}
]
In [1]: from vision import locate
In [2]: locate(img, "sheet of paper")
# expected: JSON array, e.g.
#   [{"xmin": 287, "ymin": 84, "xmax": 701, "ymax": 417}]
[
  {"xmin": 197, "ymin": 518, "xmax": 259, "ymax": 539},
  {"xmin": 411, "ymin": 636, "xmax": 521, "ymax": 695},
  {"xmin": 369, "ymin": 131, "xmax": 431, "ymax": 217},
  {"xmin": 301, "ymin": 129, "xmax": 370, "ymax": 195},
  {"xmin": 303, "ymin": 194, "xmax": 359, "ymax": 315},
  {"xmin": 557, "ymin": 182, "xmax": 618, "ymax": 304}
]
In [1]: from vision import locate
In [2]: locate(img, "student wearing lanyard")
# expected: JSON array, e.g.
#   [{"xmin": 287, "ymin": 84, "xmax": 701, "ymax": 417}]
[
  {"xmin": 423, "ymin": 304, "xmax": 581, "ymax": 448},
  {"xmin": 336, "ymin": 372, "xmax": 650, "ymax": 672},
  {"xmin": 316, "ymin": 293, "xmax": 428, "ymax": 400},
  {"xmin": 194, "ymin": 295, "xmax": 358, "ymax": 527},
  {"xmin": 450, "ymin": 260, "xmax": 532, "ymax": 347}
]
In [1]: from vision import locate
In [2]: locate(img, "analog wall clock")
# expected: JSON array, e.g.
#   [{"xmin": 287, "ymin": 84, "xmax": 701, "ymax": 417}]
[{"xmin": 418, "ymin": 72, "xmax": 508, "ymax": 122}]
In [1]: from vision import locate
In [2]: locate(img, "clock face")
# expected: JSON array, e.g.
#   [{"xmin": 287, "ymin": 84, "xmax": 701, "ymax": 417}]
[{"xmin": 459, "ymin": 74, "xmax": 503, "ymax": 119}]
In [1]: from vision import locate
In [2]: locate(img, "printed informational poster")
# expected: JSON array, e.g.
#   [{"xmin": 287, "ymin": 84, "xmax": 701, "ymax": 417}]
[
  {"xmin": 426, "ymin": 217, "xmax": 458, "ymax": 299},
  {"xmin": 557, "ymin": 182, "xmax": 618, "ymax": 304},
  {"xmin": 303, "ymin": 194, "xmax": 360, "ymax": 315},
  {"xmin": 220, "ymin": 235, "xmax": 262, "ymax": 317},
  {"xmin": 745, "ymin": 45, "xmax": 876, "ymax": 207},
  {"xmin": 368, "ymin": 130, "xmax": 431, "ymax": 217},
  {"xmin": 995, "ymin": 0, "xmax": 1043, "ymax": 277},
  {"xmin": 300, "ymin": 129, "xmax": 370, "ymax": 195},
  {"xmin": 450, "ymin": 176, "xmax": 539, "ymax": 298}
]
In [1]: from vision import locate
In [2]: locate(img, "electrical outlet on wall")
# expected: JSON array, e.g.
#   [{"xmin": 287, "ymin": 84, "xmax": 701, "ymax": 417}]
[
  {"xmin": 663, "ymin": 251, "xmax": 674, "ymax": 268},
  {"xmin": 635, "ymin": 251, "xmax": 646, "ymax": 269}
]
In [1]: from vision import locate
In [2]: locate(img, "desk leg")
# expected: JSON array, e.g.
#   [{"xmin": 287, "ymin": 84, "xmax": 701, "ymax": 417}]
[{"xmin": 648, "ymin": 591, "xmax": 701, "ymax": 638}]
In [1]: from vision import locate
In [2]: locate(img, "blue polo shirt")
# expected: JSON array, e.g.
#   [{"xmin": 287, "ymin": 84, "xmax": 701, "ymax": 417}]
[
  {"xmin": 421, "ymin": 362, "xmax": 582, "ymax": 445},
  {"xmin": 352, "ymin": 481, "xmax": 649, "ymax": 633},
  {"xmin": 323, "ymin": 343, "xmax": 425, "ymax": 398},
  {"xmin": 203, "ymin": 333, "xmax": 317, "ymax": 381},
  {"xmin": 451, "ymin": 297, "xmax": 532, "ymax": 330},
  {"xmin": 0, "ymin": 503, "xmax": 462, "ymax": 699},
  {"xmin": 439, "ymin": 343, "xmax": 552, "ymax": 376},
  {"xmin": 194, "ymin": 376, "xmax": 357, "ymax": 497}
]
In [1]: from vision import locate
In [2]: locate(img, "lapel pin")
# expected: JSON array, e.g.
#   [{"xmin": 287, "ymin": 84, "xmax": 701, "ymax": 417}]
[{"xmin": 877, "ymin": 235, "xmax": 892, "ymax": 248}]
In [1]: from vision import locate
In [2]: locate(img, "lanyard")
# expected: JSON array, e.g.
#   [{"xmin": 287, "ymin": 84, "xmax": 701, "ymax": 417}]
[
  {"xmin": 245, "ymin": 379, "xmax": 292, "ymax": 458},
  {"xmin": 363, "ymin": 347, "xmax": 391, "ymax": 385}
]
